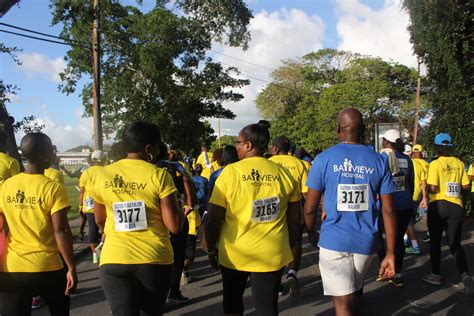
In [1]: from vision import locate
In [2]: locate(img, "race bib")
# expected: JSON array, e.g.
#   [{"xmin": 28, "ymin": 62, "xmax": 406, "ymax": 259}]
[
  {"xmin": 112, "ymin": 200, "xmax": 147, "ymax": 232},
  {"xmin": 251, "ymin": 196, "xmax": 280, "ymax": 223},
  {"xmin": 446, "ymin": 182, "xmax": 461, "ymax": 198},
  {"xmin": 397, "ymin": 158, "xmax": 408, "ymax": 169},
  {"xmin": 337, "ymin": 184, "xmax": 369, "ymax": 212},
  {"xmin": 393, "ymin": 176, "xmax": 406, "ymax": 192},
  {"xmin": 84, "ymin": 197, "xmax": 94, "ymax": 211}
]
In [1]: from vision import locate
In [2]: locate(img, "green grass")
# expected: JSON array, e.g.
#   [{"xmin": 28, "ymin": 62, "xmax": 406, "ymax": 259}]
[{"xmin": 64, "ymin": 175, "xmax": 80, "ymax": 221}]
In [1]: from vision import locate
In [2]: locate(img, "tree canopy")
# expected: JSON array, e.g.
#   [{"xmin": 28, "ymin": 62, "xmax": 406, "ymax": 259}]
[
  {"xmin": 256, "ymin": 49, "xmax": 428, "ymax": 150},
  {"xmin": 50, "ymin": 0, "xmax": 253, "ymax": 151},
  {"xmin": 403, "ymin": 0, "xmax": 473, "ymax": 161}
]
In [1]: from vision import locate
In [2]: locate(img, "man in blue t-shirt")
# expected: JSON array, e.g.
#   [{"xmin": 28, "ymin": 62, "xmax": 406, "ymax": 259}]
[{"xmin": 304, "ymin": 108, "xmax": 397, "ymax": 315}]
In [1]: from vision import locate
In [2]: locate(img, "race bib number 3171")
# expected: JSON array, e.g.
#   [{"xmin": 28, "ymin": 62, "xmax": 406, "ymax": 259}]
[
  {"xmin": 113, "ymin": 200, "xmax": 147, "ymax": 232},
  {"xmin": 337, "ymin": 184, "xmax": 369, "ymax": 212},
  {"xmin": 251, "ymin": 196, "xmax": 280, "ymax": 223}
]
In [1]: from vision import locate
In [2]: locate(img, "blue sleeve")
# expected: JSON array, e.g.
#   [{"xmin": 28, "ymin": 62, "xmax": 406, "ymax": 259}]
[
  {"xmin": 380, "ymin": 160, "xmax": 395, "ymax": 195},
  {"xmin": 407, "ymin": 157, "xmax": 415, "ymax": 196},
  {"xmin": 306, "ymin": 155, "xmax": 325, "ymax": 191}
]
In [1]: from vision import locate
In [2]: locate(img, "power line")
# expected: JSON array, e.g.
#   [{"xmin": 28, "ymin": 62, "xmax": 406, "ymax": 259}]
[
  {"xmin": 0, "ymin": 29, "xmax": 88, "ymax": 48},
  {"xmin": 0, "ymin": 22, "xmax": 89, "ymax": 45},
  {"xmin": 210, "ymin": 49, "xmax": 274, "ymax": 71}
]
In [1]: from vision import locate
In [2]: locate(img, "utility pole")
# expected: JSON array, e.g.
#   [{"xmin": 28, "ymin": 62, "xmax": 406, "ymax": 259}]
[
  {"xmin": 217, "ymin": 118, "xmax": 221, "ymax": 148},
  {"xmin": 92, "ymin": 0, "xmax": 103, "ymax": 150},
  {"xmin": 413, "ymin": 62, "xmax": 421, "ymax": 144}
]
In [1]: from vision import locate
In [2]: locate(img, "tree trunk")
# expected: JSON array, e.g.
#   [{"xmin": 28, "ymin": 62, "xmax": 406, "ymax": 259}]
[{"xmin": 0, "ymin": 106, "xmax": 23, "ymax": 170}]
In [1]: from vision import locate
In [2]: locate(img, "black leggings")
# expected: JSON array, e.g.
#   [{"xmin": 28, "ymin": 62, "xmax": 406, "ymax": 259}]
[
  {"xmin": 170, "ymin": 219, "xmax": 189, "ymax": 295},
  {"xmin": 0, "ymin": 268, "xmax": 69, "ymax": 316},
  {"xmin": 221, "ymin": 266, "xmax": 283, "ymax": 316},
  {"xmin": 377, "ymin": 209, "xmax": 413, "ymax": 273},
  {"xmin": 427, "ymin": 200, "xmax": 468, "ymax": 275},
  {"xmin": 100, "ymin": 263, "xmax": 172, "ymax": 316}
]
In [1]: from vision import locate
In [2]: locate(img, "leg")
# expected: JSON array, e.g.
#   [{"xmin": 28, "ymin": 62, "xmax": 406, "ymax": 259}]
[
  {"xmin": 134, "ymin": 264, "xmax": 172, "ymax": 316},
  {"xmin": 427, "ymin": 202, "xmax": 445, "ymax": 275},
  {"xmin": 440, "ymin": 201, "xmax": 469, "ymax": 275},
  {"xmin": 86, "ymin": 214, "xmax": 99, "ymax": 256},
  {"xmin": 169, "ymin": 219, "xmax": 189, "ymax": 297},
  {"xmin": 221, "ymin": 266, "xmax": 249, "ymax": 315},
  {"xmin": 394, "ymin": 210, "xmax": 413, "ymax": 274},
  {"xmin": 286, "ymin": 224, "xmax": 303, "ymax": 296},
  {"xmin": 250, "ymin": 269, "xmax": 284, "ymax": 316},
  {"xmin": 0, "ymin": 272, "xmax": 33, "ymax": 316},
  {"xmin": 332, "ymin": 294, "xmax": 359, "ymax": 316},
  {"xmin": 79, "ymin": 212, "xmax": 87, "ymax": 239},
  {"xmin": 100, "ymin": 264, "xmax": 138, "ymax": 316},
  {"xmin": 376, "ymin": 215, "xmax": 386, "ymax": 262},
  {"xmin": 35, "ymin": 269, "xmax": 70, "ymax": 316}
]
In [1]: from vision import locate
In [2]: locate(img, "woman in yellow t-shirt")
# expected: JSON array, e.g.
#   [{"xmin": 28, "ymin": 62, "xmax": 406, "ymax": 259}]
[
  {"xmin": 93, "ymin": 121, "xmax": 185, "ymax": 315},
  {"xmin": 421, "ymin": 133, "xmax": 473, "ymax": 296},
  {"xmin": 0, "ymin": 133, "xmax": 76, "ymax": 315},
  {"xmin": 206, "ymin": 120, "xmax": 301, "ymax": 315}
]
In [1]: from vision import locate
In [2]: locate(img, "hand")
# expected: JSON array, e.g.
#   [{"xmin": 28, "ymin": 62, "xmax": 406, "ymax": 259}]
[
  {"xmin": 65, "ymin": 268, "xmax": 78, "ymax": 295},
  {"xmin": 184, "ymin": 206, "xmax": 193, "ymax": 216},
  {"xmin": 307, "ymin": 230, "xmax": 319, "ymax": 248},
  {"xmin": 208, "ymin": 250, "xmax": 220, "ymax": 270},
  {"xmin": 420, "ymin": 198, "xmax": 427, "ymax": 209},
  {"xmin": 378, "ymin": 253, "xmax": 395, "ymax": 281}
]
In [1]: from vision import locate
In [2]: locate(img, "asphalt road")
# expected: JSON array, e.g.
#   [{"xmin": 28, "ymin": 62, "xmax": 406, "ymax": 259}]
[{"xmin": 33, "ymin": 219, "xmax": 474, "ymax": 315}]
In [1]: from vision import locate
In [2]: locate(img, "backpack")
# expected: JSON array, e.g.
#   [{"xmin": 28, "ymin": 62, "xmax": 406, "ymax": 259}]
[{"xmin": 155, "ymin": 160, "xmax": 185, "ymax": 195}]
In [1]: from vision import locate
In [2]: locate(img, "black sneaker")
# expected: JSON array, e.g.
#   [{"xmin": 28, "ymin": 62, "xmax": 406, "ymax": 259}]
[
  {"xmin": 389, "ymin": 276, "xmax": 405, "ymax": 287},
  {"xmin": 286, "ymin": 273, "xmax": 300, "ymax": 297},
  {"xmin": 168, "ymin": 292, "xmax": 189, "ymax": 304},
  {"xmin": 422, "ymin": 234, "xmax": 430, "ymax": 243}
]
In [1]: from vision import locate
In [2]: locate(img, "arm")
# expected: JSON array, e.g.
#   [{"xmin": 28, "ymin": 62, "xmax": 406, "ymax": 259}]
[
  {"xmin": 287, "ymin": 201, "xmax": 301, "ymax": 249},
  {"xmin": 205, "ymin": 203, "xmax": 226, "ymax": 269},
  {"xmin": 161, "ymin": 193, "xmax": 184, "ymax": 235},
  {"xmin": 78, "ymin": 187, "xmax": 85, "ymax": 214},
  {"xmin": 420, "ymin": 179, "xmax": 428, "ymax": 208},
  {"xmin": 378, "ymin": 193, "xmax": 397, "ymax": 280},
  {"xmin": 303, "ymin": 188, "xmax": 323, "ymax": 246},
  {"xmin": 52, "ymin": 208, "xmax": 77, "ymax": 295},
  {"xmin": 182, "ymin": 173, "xmax": 197, "ymax": 215},
  {"xmin": 94, "ymin": 202, "xmax": 106, "ymax": 233}
]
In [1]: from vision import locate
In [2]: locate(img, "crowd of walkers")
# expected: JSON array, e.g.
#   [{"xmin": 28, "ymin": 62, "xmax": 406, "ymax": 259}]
[{"xmin": 0, "ymin": 107, "xmax": 473, "ymax": 315}]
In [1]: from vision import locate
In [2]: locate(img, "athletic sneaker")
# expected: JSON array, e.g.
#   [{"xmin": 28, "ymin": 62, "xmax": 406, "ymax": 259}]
[
  {"xmin": 181, "ymin": 271, "xmax": 191, "ymax": 285},
  {"xmin": 389, "ymin": 276, "xmax": 404, "ymax": 287},
  {"xmin": 421, "ymin": 273, "xmax": 442, "ymax": 285},
  {"xmin": 462, "ymin": 273, "xmax": 474, "ymax": 297},
  {"xmin": 286, "ymin": 273, "xmax": 300, "ymax": 297},
  {"xmin": 405, "ymin": 246, "xmax": 421, "ymax": 255},
  {"xmin": 168, "ymin": 292, "xmax": 189, "ymax": 303},
  {"xmin": 422, "ymin": 234, "xmax": 430, "ymax": 243},
  {"xmin": 93, "ymin": 252, "xmax": 100, "ymax": 264},
  {"xmin": 31, "ymin": 296, "xmax": 44, "ymax": 309}
]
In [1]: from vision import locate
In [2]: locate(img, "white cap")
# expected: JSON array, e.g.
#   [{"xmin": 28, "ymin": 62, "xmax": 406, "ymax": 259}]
[
  {"xmin": 381, "ymin": 129, "xmax": 400, "ymax": 143},
  {"xmin": 91, "ymin": 150, "xmax": 106, "ymax": 162},
  {"xmin": 404, "ymin": 144, "xmax": 412, "ymax": 155}
]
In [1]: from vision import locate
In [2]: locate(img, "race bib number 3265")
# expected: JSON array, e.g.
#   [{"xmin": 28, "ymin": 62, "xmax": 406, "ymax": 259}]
[
  {"xmin": 337, "ymin": 184, "xmax": 369, "ymax": 212},
  {"xmin": 112, "ymin": 200, "xmax": 147, "ymax": 232},
  {"xmin": 251, "ymin": 196, "xmax": 280, "ymax": 223}
]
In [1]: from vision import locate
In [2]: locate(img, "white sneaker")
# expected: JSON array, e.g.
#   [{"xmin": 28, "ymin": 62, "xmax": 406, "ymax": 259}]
[
  {"xmin": 421, "ymin": 273, "xmax": 442, "ymax": 285},
  {"xmin": 462, "ymin": 273, "xmax": 474, "ymax": 297}
]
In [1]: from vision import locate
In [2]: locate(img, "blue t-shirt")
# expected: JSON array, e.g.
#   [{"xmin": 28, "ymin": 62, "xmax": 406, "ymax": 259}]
[
  {"xmin": 381, "ymin": 151, "xmax": 415, "ymax": 211},
  {"xmin": 192, "ymin": 175, "xmax": 208, "ymax": 207},
  {"xmin": 307, "ymin": 143, "xmax": 394, "ymax": 255},
  {"xmin": 208, "ymin": 168, "xmax": 224, "ymax": 197}
]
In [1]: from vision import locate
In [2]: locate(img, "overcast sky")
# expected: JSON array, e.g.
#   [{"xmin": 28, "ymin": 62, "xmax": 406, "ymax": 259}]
[{"xmin": 0, "ymin": 0, "xmax": 417, "ymax": 151}]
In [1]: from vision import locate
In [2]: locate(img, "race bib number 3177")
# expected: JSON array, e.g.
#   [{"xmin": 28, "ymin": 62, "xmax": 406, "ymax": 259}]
[
  {"xmin": 113, "ymin": 200, "xmax": 147, "ymax": 232},
  {"xmin": 337, "ymin": 184, "xmax": 369, "ymax": 212},
  {"xmin": 251, "ymin": 196, "xmax": 280, "ymax": 223},
  {"xmin": 446, "ymin": 182, "xmax": 461, "ymax": 198}
]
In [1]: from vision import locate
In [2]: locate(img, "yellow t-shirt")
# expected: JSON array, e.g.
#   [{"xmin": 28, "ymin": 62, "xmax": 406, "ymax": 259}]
[
  {"xmin": 0, "ymin": 173, "xmax": 70, "ymax": 272},
  {"xmin": 269, "ymin": 154, "xmax": 308, "ymax": 194},
  {"xmin": 468, "ymin": 164, "xmax": 474, "ymax": 193},
  {"xmin": 44, "ymin": 167, "xmax": 64, "ymax": 184},
  {"xmin": 427, "ymin": 156, "xmax": 470, "ymax": 206},
  {"xmin": 92, "ymin": 159, "xmax": 177, "ymax": 265},
  {"xmin": 195, "ymin": 152, "xmax": 214, "ymax": 179},
  {"xmin": 79, "ymin": 165, "xmax": 103, "ymax": 214},
  {"xmin": 209, "ymin": 157, "xmax": 300, "ymax": 272},
  {"xmin": 301, "ymin": 159, "xmax": 312, "ymax": 172},
  {"xmin": 187, "ymin": 209, "xmax": 202, "ymax": 236},
  {"xmin": 412, "ymin": 158, "xmax": 428, "ymax": 201},
  {"xmin": 0, "ymin": 152, "xmax": 20, "ymax": 191}
]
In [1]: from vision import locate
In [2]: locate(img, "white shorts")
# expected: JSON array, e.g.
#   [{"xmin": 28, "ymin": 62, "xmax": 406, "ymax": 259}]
[{"xmin": 318, "ymin": 247, "xmax": 375, "ymax": 296}]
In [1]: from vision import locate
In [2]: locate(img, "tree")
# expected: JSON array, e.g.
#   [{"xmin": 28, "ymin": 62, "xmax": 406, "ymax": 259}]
[
  {"xmin": 66, "ymin": 144, "xmax": 93, "ymax": 152},
  {"xmin": 210, "ymin": 135, "xmax": 237, "ymax": 151},
  {"xmin": 403, "ymin": 0, "xmax": 473, "ymax": 161},
  {"xmin": 257, "ymin": 49, "xmax": 428, "ymax": 150},
  {"xmin": 50, "ymin": 0, "xmax": 252, "ymax": 151}
]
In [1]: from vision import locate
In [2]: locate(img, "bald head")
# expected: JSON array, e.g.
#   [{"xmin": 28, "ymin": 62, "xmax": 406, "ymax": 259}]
[{"xmin": 337, "ymin": 108, "xmax": 364, "ymax": 142}]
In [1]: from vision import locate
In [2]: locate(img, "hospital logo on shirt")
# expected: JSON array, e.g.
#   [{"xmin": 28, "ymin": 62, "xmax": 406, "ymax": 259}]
[
  {"xmin": 333, "ymin": 158, "xmax": 375, "ymax": 179},
  {"xmin": 442, "ymin": 165, "xmax": 460, "ymax": 174},
  {"xmin": 242, "ymin": 169, "xmax": 281, "ymax": 187},
  {"xmin": 104, "ymin": 174, "xmax": 147, "ymax": 194},
  {"xmin": 6, "ymin": 190, "xmax": 45, "ymax": 209}
]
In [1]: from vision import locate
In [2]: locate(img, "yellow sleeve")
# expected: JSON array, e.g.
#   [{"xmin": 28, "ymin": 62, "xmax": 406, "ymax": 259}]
[
  {"xmin": 426, "ymin": 162, "xmax": 439, "ymax": 186},
  {"xmin": 209, "ymin": 168, "xmax": 228, "ymax": 208},
  {"xmin": 57, "ymin": 172, "xmax": 64, "ymax": 184},
  {"xmin": 157, "ymin": 170, "xmax": 177, "ymax": 199},
  {"xmin": 461, "ymin": 167, "xmax": 470, "ymax": 186},
  {"xmin": 301, "ymin": 162, "xmax": 309, "ymax": 194},
  {"xmin": 11, "ymin": 159, "xmax": 20, "ymax": 177},
  {"xmin": 79, "ymin": 171, "xmax": 88, "ymax": 188},
  {"xmin": 468, "ymin": 164, "xmax": 473, "ymax": 177},
  {"xmin": 51, "ymin": 183, "xmax": 71, "ymax": 215},
  {"xmin": 91, "ymin": 173, "xmax": 104, "ymax": 204}
]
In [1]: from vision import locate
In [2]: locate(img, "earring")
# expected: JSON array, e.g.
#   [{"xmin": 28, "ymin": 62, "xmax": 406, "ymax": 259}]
[{"xmin": 147, "ymin": 153, "xmax": 154, "ymax": 162}]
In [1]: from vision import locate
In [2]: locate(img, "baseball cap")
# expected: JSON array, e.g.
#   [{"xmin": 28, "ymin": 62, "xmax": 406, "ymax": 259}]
[
  {"xmin": 404, "ymin": 144, "xmax": 412, "ymax": 155},
  {"xmin": 434, "ymin": 133, "xmax": 454, "ymax": 146},
  {"xmin": 381, "ymin": 129, "xmax": 400, "ymax": 143},
  {"xmin": 413, "ymin": 144, "xmax": 423, "ymax": 152},
  {"xmin": 91, "ymin": 150, "xmax": 106, "ymax": 161}
]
